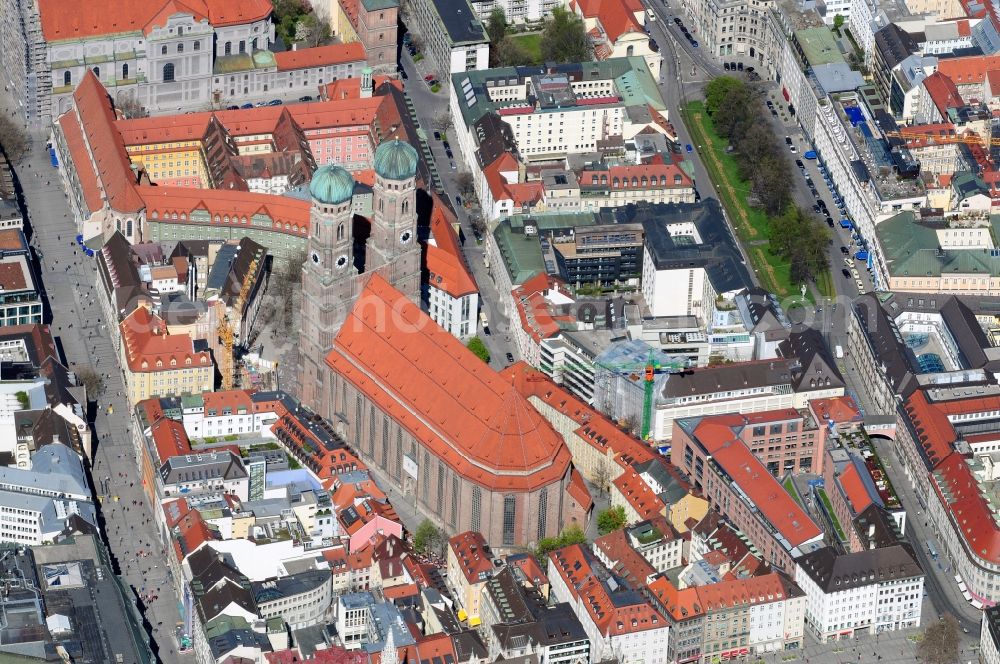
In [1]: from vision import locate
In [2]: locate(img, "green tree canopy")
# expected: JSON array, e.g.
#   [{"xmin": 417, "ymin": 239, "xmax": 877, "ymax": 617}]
[
  {"xmin": 467, "ymin": 337, "xmax": 490, "ymax": 363},
  {"xmin": 703, "ymin": 76, "xmax": 747, "ymax": 116},
  {"xmin": 597, "ymin": 506, "xmax": 628, "ymax": 535},
  {"xmin": 412, "ymin": 519, "xmax": 444, "ymax": 555},
  {"xmin": 536, "ymin": 524, "xmax": 586, "ymax": 560},
  {"xmin": 541, "ymin": 7, "xmax": 591, "ymax": 63},
  {"xmin": 487, "ymin": 7, "xmax": 509, "ymax": 44}
]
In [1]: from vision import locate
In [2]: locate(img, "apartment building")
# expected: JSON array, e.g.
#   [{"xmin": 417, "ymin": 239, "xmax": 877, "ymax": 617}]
[
  {"xmin": 824, "ymin": 447, "xmax": 906, "ymax": 552},
  {"xmin": 407, "ymin": 0, "xmax": 489, "ymax": 75},
  {"xmin": 548, "ymin": 545, "xmax": 670, "ymax": 664},
  {"xmin": 651, "ymin": 334, "xmax": 844, "ymax": 441},
  {"xmin": 984, "ymin": 605, "xmax": 1000, "ymax": 664},
  {"xmin": 673, "ymin": 410, "xmax": 824, "ymax": 572},
  {"xmin": 427, "ymin": 199, "xmax": 478, "ymax": 339},
  {"xmin": 647, "ymin": 571, "xmax": 806, "ymax": 663},
  {"xmin": 447, "ymin": 531, "xmax": 495, "ymax": 626},
  {"xmin": 479, "ymin": 565, "xmax": 591, "ymax": 663},
  {"xmin": 0, "ymin": 442, "xmax": 96, "ymax": 545},
  {"xmin": 795, "ymin": 545, "xmax": 924, "ymax": 642},
  {"xmin": 688, "ymin": 0, "xmax": 774, "ymax": 64},
  {"xmin": 848, "ymin": 292, "xmax": 998, "ymax": 422},
  {"xmin": 118, "ymin": 306, "xmax": 215, "ymax": 404},
  {"xmin": 0, "ymin": 231, "xmax": 43, "ymax": 328},
  {"xmin": 469, "ymin": 0, "xmax": 565, "ymax": 23}
]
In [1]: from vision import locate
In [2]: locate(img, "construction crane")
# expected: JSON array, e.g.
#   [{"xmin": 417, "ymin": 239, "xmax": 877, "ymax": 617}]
[
  {"xmin": 219, "ymin": 254, "xmax": 260, "ymax": 391},
  {"xmin": 884, "ymin": 129, "xmax": 1000, "ymax": 147},
  {"xmin": 541, "ymin": 350, "xmax": 682, "ymax": 441}
]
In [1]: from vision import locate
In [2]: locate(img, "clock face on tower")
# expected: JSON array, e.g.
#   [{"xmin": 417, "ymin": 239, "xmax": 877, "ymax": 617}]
[
  {"xmin": 399, "ymin": 230, "xmax": 412, "ymax": 245},
  {"xmin": 336, "ymin": 254, "xmax": 349, "ymax": 269},
  {"xmin": 310, "ymin": 251, "xmax": 321, "ymax": 266}
]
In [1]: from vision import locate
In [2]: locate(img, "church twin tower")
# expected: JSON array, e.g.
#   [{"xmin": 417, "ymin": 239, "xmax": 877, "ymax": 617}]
[{"xmin": 297, "ymin": 139, "xmax": 421, "ymax": 412}]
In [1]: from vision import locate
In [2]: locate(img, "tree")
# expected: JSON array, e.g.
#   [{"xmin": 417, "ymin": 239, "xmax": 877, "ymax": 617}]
[
  {"xmin": 412, "ymin": 519, "xmax": 444, "ymax": 555},
  {"xmin": 541, "ymin": 7, "xmax": 591, "ymax": 63},
  {"xmin": 273, "ymin": 0, "xmax": 311, "ymax": 45},
  {"xmin": 492, "ymin": 35, "xmax": 532, "ymax": 67},
  {"xmin": 433, "ymin": 111, "xmax": 453, "ymax": 133},
  {"xmin": 592, "ymin": 458, "xmax": 612, "ymax": 495},
  {"xmin": 0, "ymin": 116, "xmax": 29, "ymax": 163},
  {"xmin": 918, "ymin": 615, "xmax": 959, "ymax": 664},
  {"xmin": 703, "ymin": 76, "xmax": 746, "ymax": 116},
  {"xmin": 536, "ymin": 524, "xmax": 586, "ymax": 559},
  {"xmin": 454, "ymin": 172, "xmax": 476, "ymax": 198},
  {"xmin": 597, "ymin": 506, "xmax": 628, "ymax": 535},
  {"xmin": 487, "ymin": 7, "xmax": 509, "ymax": 44},
  {"xmin": 76, "ymin": 367, "xmax": 106, "ymax": 402},
  {"xmin": 466, "ymin": 336, "xmax": 490, "ymax": 363},
  {"xmin": 116, "ymin": 94, "xmax": 148, "ymax": 119},
  {"xmin": 833, "ymin": 14, "xmax": 845, "ymax": 31},
  {"xmin": 294, "ymin": 13, "xmax": 331, "ymax": 47}
]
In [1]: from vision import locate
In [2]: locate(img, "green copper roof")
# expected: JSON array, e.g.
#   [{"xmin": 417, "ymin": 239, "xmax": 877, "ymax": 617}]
[
  {"xmin": 309, "ymin": 165, "xmax": 355, "ymax": 205},
  {"xmin": 373, "ymin": 139, "xmax": 418, "ymax": 181}
]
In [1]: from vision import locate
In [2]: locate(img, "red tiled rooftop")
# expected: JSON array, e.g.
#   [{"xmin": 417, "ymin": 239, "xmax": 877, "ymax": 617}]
[
  {"xmin": 693, "ymin": 416, "xmax": 821, "ymax": 547},
  {"xmin": 837, "ymin": 463, "xmax": 874, "ymax": 515},
  {"xmin": 427, "ymin": 196, "xmax": 477, "ymax": 298},
  {"xmin": 932, "ymin": 453, "xmax": 1000, "ymax": 564},
  {"xmin": 448, "ymin": 531, "xmax": 493, "ymax": 585},
  {"xmin": 568, "ymin": 467, "xmax": 594, "ymax": 512},
  {"xmin": 938, "ymin": 54, "xmax": 1000, "ymax": 85},
  {"xmin": 809, "ymin": 396, "xmax": 863, "ymax": 424},
  {"xmin": 326, "ymin": 275, "xmax": 571, "ymax": 492},
  {"xmin": 274, "ymin": 42, "xmax": 366, "ymax": 71},
  {"xmin": 37, "ymin": 0, "xmax": 272, "ymax": 40},
  {"xmin": 69, "ymin": 72, "xmax": 145, "ymax": 212},
  {"xmin": 120, "ymin": 307, "xmax": 213, "ymax": 373}
]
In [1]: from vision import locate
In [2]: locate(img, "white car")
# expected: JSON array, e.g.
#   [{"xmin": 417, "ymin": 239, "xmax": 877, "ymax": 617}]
[
  {"xmin": 844, "ymin": 258, "xmax": 853, "ymax": 268},
  {"xmin": 856, "ymin": 280, "xmax": 865, "ymax": 292},
  {"xmin": 851, "ymin": 268, "xmax": 860, "ymax": 280}
]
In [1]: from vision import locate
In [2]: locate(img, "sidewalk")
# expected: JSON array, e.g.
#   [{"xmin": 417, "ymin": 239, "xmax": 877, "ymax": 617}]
[{"xmin": 14, "ymin": 133, "xmax": 186, "ymax": 662}]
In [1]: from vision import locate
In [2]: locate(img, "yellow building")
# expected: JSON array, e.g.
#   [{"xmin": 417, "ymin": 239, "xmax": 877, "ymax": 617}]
[
  {"xmin": 119, "ymin": 306, "xmax": 215, "ymax": 404},
  {"xmin": 331, "ymin": 0, "xmax": 360, "ymax": 44},
  {"xmin": 124, "ymin": 140, "xmax": 209, "ymax": 188},
  {"xmin": 446, "ymin": 531, "xmax": 492, "ymax": 626}
]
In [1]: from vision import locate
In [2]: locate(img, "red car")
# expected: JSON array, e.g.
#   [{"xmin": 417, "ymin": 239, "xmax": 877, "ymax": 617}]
[{"xmin": 424, "ymin": 74, "xmax": 435, "ymax": 82}]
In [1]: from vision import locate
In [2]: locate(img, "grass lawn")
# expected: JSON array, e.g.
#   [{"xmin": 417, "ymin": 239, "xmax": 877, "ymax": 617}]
[
  {"xmin": 816, "ymin": 488, "xmax": 847, "ymax": 542},
  {"xmin": 682, "ymin": 101, "xmax": 830, "ymax": 301},
  {"xmin": 783, "ymin": 477, "xmax": 803, "ymax": 507},
  {"xmin": 683, "ymin": 102, "xmax": 793, "ymax": 298},
  {"xmin": 510, "ymin": 33, "xmax": 543, "ymax": 64},
  {"xmin": 815, "ymin": 268, "xmax": 835, "ymax": 298}
]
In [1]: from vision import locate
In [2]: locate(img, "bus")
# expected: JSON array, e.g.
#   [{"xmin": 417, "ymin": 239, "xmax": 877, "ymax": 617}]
[{"xmin": 927, "ymin": 541, "xmax": 938, "ymax": 559}]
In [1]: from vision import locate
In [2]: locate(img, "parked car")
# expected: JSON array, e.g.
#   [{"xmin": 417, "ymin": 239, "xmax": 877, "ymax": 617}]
[
  {"xmin": 737, "ymin": 62, "xmax": 743, "ymax": 71},
  {"xmin": 298, "ymin": 96, "xmax": 313, "ymax": 102},
  {"xmin": 424, "ymin": 74, "xmax": 435, "ymax": 82},
  {"xmin": 795, "ymin": 158, "xmax": 803, "ymax": 168},
  {"xmin": 267, "ymin": 99, "xmax": 282, "ymax": 106},
  {"xmin": 770, "ymin": 108, "xmax": 778, "ymax": 117},
  {"xmin": 226, "ymin": 105, "xmax": 239, "ymax": 110},
  {"xmin": 785, "ymin": 136, "xmax": 793, "ymax": 146},
  {"xmin": 840, "ymin": 246, "xmax": 849, "ymax": 254},
  {"xmin": 445, "ymin": 148, "xmax": 453, "ymax": 158},
  {"xmin": 674, "ymin": 16, "xmax": 683, "ymax": 24},
  {"xmin": 240, "ymin": 102, "xmax": 254, "ymax": 109},
  {"xmin": 505, "ymin": 352, "xmax": 515, "ymax": 363},
  {"xmin": 842, "ymin": 268, "xmax": 851, "ymax": 278},
  {"xmin": 433, "ymin": 131, "xmax": 442, "ymax": 141},
  {"xmin": 724, "ymin": 62, "xmax": 731, "ymax": 70},
  {"xmin": 691, "ymin": 40, "xmax": 699, "ymax": 47},
  {"xmin": 442, "ymin": 140, "xmax": 450, "ymax": 150},
  {"xmin": 685, "ymin": 144, "xmax": 693, "ymax": 153},
  {"xmin": 812, "ymin": 204, "xmax": 821, "ymax": 214}
]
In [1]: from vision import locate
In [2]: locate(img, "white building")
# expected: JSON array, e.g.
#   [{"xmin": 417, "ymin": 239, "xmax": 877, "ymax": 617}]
[
  {"xmin": 548, "ymin": 545, "xmax": 670, "ymax": 664},
  {"xmin": 469, "ymin": 0, "xmax": 566, "ymax": 23},
  {"xmin": 983, "ymin": 606, "xmax": 1000, "ymax": 664},
  {"xmin": 427, "ymin": 207, "xmax": 479, "ymax": 339},
  {"xmin": 795, "ymin": 545, "xmax": 924, "ymax": 642},
  {"xmin": 252, "ymin": 569, "xmax": 333, "ymax": 631},
  {"xmin": 407, "ymin": 0, "xmax": 490, "ymax": 76},
  {"xmin": 0, "ymin": 442, "xmax": 96, "ymax": 545}
]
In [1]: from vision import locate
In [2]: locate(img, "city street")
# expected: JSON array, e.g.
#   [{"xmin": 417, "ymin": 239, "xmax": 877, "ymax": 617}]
[
  {"xmin": 14, "ymin": 134, "xmax": 184, "ymax": 662},
  {"xmin": 397, "ymin": 42, "xmax": 517, "ymax": 369}
]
